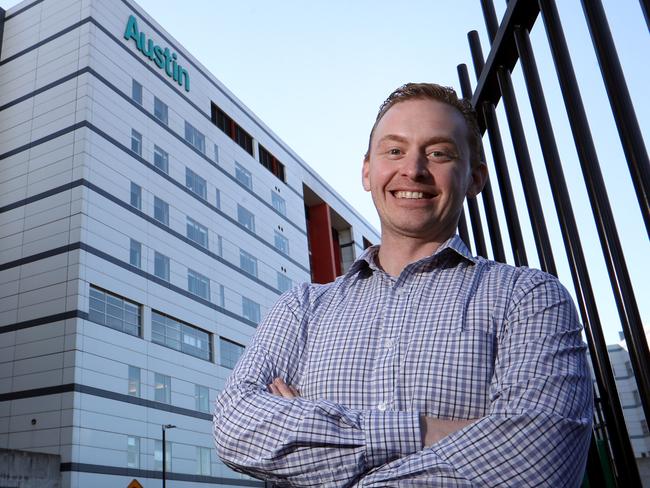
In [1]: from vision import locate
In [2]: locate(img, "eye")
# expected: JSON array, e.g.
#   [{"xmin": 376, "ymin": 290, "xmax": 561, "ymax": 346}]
[
  {"xmin": 428, "ymin": 149, "xmax": 454, "ymax": 161},
  {"xmin": 387, "ymin": 147, "xmax": 403, "ymax": 156}
]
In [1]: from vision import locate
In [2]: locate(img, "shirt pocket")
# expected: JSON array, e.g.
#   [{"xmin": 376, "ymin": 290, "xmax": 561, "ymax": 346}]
[{"xmin": 402, "ymin": 329, "xmax": 496, "ymax": 419}]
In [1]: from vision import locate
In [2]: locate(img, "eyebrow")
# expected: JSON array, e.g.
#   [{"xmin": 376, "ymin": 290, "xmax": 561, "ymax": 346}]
[{"xmin": 376, "ymin": 134, "xmax": 459, "ymax": 148}]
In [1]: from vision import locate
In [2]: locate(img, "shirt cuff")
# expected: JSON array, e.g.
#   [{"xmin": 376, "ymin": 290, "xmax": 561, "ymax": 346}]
[{"xmin": 362, "ymin": 410, "xmax": 421, "ymax": 469}]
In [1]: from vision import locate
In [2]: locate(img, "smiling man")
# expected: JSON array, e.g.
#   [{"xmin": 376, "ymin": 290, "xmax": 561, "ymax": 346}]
[{"xmin": 214, "ymin": 83, "xmax": 593, "ymax": 487}]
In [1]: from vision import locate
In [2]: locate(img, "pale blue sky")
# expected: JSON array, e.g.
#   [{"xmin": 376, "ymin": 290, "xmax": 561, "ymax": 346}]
[{"xmin": 2, "ymin": 0, "xmax": 647, "ymax": 343}]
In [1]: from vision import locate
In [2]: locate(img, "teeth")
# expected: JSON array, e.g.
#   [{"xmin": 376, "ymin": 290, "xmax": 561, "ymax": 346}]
[{"xmin": 394, "ymin": 191, "xmax": 425, "ymax": 199}]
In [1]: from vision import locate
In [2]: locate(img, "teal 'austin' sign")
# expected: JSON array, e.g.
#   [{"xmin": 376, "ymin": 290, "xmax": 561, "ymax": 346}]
[{"xmin": 124, "ymin": 15, "xmax": 190, "ymax": 92}]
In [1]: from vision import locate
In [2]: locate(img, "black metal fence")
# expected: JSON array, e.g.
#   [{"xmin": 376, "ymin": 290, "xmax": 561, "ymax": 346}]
[{"xmin": 457, "ymin": 0, "xmax": 649, "ymax": 485}]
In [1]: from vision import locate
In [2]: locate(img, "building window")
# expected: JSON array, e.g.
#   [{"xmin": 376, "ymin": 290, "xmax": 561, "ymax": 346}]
[
  {"xmin": 272, "ymin": 191, "xmax": 286, "ymax": 216},
  {"xmin": 188, "ymin": 269, "xmax": 210, "ymax": 300},
  {"xmin": 217, "ymin": 235, "xmax": 223, "ymax": 257},
  {"xmin": 211, "ymin": 103, "xmax": 253, "ymax": 156},
  {"xmin": 235, "ymin": 163, "xmax": 252, "ymax": 190},
  {"xmin": 154, "ymin": 373, "xmax": 171, "ymax": 404},
  {"xmin": 220, "ymin": 337, "xmax": 244, "ymax": 369},
  {"xmin": 128, "ymin": 365, "xmax": 141, "ymax": 397},
  {"xmin": 218, "ymin": 284, "xmax": 225, "ymax": 308},
  {"xmin": 154, "ymin": 96, "xmax": 168, "ymax": 124},
  {"xmin": 130, "ymin": 182, "xmax": 142, "ymax": 210},
  {"xmin": 237, "ymin": 204, "xmax": 255, "ymax": 232},
  {"xmin": 132, "ymin": 79, "xmax": 142, "ymax": 105},
  {"xmin": 185, "ymin": 121, "xmax": 206, "ymax": 153},
  {"xmin": 239, "ymin": 250, "xmax": 258, "ymax": 277},
  {"xmin": 131, "ymin": 129, "xmax": 142, "ymax": 156},
  {"xmin": 154, "ymin": 252, "xmax": 170, "ymax": 281},
  {"xmin": 274, "ymin": 231, "xmax": 289, "ymax": 255},
  {"xmin": 129, "ymin": 239, "xmax": 141, "ymax": 268},
  {"xmin": 642, "ymin": 420, "xmax": 650, "ymax": 436},
  {"xmin": 197, "ymin": 446, "xmax": 211, "ymax": 476},
  {"xmin": 242, "ymin": 297, "xmax": 260, "ymax": 323},
  {"xmin": 185, "ymin": 167, "xmax": 207, "ymax": 200},
  {"xmin": 152, "ymin": 311, "xmax": 212, "ymax": 361},
  {"xmin": 154, "ymin": 197, "xmax": 169, "ymax": 226},
  {"xmin": 633, "ymin": 390, "xmax": 641, "ymax": 406},
  {"xmin": 195, "ymin": 384, "xmax": 210, "ymax": 413},
  {"xmin": 214, "ymin": 144, "xmax": 220, "ymax": 163},
  {"xmin": 625, "ymin": 361, "xmax": 633, "ymax": 376},
  {"xmin": 277, "ymin": 272, "xmax": 292, "ymax": 293},
  {"xmin": 215, "ymin": 189, "xmax": 221, "ymax": 210},
  {"xmin": 258, "ymin": 144, "xmax": 286, "ymax": 182},
  {"xmin": 88, "ymin": 286, "xmax": 141, "ymax": 337},
  {"xmin": 153, "ymin": 145, "xmax": 169, "ymax": 174},
  {"xmin": 127, "ymin": 436, "xmax": 140, "ymax": 468},
  {"xmin": 154, "ymin": 440, "xmax": 172, "ymax": 471},
  {"xmin": 187, "ymin": 217, "xmax": 209, "ymax": 248}
]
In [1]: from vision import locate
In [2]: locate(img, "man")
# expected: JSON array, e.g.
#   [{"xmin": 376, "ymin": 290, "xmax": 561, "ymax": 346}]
[{"xmin": 214, "ymin": 83, "xmax": 593, "ymax": 487}]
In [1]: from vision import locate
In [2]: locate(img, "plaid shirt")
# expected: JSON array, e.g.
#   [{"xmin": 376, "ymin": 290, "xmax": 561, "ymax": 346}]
[{"xmin": 214, "ymin": 235, "xmax": 593, "ymax": 487}]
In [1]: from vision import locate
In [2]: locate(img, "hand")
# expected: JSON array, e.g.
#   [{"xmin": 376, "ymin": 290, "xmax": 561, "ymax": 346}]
[
  {"xmin": 268, "ymin": 377, "xmax": 300, "ymax": 399},
  {"xmin": 420, "ymin": 416, "xmax": 476, "ymax": 447}
]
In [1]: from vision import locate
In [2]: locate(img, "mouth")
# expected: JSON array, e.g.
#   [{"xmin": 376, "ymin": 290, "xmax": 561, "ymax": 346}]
[{"xmin": 391, "ymin": 190, "xmax": 434, "ymax": 199}]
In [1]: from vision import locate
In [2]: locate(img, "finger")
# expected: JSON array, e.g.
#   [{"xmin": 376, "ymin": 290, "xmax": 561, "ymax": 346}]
[
  {"xmin": 289, "ymin": 385, "xmax": 300, "ymax": 397},
  {"xmin": 272, "ymin": 378, "xmax": 296, "ymax": 398},
  {"xmin": 268, "ymin": 383, "xmax": 280, "ymax": 396}
]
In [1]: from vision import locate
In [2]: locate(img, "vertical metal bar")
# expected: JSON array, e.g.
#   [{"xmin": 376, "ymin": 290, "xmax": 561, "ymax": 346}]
[
  {"xmin": 482, "ymin": 102, "xmax": 528, "ymax": 266},
  {"xmin": 458, "ymin": 211, "xmax": 472, "ymax": 253},
  {"xmin": 480, "ymin": 0, "xmax": 499, "ymax": 43},
  {"xmin": 162, "ymin": 427, "xmax": 167, "ymax": 488},
  {"xmin": 580, "ymin": 0, "xmax": 650, "ymax": 238},
  {"xmin": 457, "ymin": 64, "xmax": 493, "ymax": 259},
  {"xmin": 496, "ymin": 67, "xmax": 556, "ymax": 275},
  {"xmin": 515, "ymin": 24, "xmax": 641, "ymax": 486},
  {"xmin": 465, "ymin": 35, "xmax": 507, "ymax": 263},
  {"xmin": 539, "ymin": 0, "xmax": 650, "ymax": 429},
  {"xmin": 640, "ymin": 0, "xmax": 650, "ymax": 31}
]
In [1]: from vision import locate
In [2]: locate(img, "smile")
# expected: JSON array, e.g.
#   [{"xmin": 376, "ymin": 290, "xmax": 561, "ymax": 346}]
[{"xmin": 392, "ymin": 191, "xmax": 432, "ymax": 199}]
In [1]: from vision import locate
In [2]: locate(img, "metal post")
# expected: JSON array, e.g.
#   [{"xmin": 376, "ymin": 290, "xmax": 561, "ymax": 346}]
[
  {"xmin": 495, "ymin": 66, "xmax": 556, "ymax": 275},
  {"xmin": 580, "ymin": 0, "xmax": 650, "ymax": 238},
  {"xmin": 458, "ymin": 211, "xmax": 472, "ymax": 253},
  {"xmin": 514, "ymin": 24, "xmax": 641, "ymax": 485},
  {"xmin": 162, "ymin": 424, "xmax": 176, "ymax": 488},
  {"xmin": 539, "ymin": 0, "xmax": 650, "ymax": 429},
  {"xmin": 480, "ymin": 0, "xmax": 499, "ymax": 43}
]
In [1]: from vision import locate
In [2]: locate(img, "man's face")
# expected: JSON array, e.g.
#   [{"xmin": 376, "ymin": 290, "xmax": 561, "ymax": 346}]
[{"xmin": 362, "ymin": 98, "xmax": 485, "ymax": 243}]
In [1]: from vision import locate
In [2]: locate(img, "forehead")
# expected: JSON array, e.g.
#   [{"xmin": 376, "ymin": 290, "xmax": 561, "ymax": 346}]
[{"xmin": 374, "ymin": 98, "xmax": 469, "ymax": 144}]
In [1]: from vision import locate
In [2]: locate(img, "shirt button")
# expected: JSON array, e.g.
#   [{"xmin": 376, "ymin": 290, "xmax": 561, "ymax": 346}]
[
  {"xmin": 377, "ymin": 402, "xmax": 387, "ymax": 411},
  {"xmin": 385, "ymin": 338, "xmax": 394, "ymax": 348}
]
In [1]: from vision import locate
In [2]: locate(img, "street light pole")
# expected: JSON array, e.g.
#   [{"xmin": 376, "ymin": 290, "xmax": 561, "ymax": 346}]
[{"xmin": 162, "ymin": 424, "xmax": 176, "ymax": 488}]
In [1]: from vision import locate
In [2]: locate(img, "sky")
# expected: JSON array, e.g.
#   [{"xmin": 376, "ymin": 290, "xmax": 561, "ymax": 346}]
[{"xmin": 1, "ymin": 0, "xmax": 647, "ymax": 344}]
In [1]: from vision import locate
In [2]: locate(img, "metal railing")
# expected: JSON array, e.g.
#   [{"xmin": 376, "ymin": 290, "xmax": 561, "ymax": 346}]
[{"xmin": 458, "ymin": 0, "xmax": 649, "ymax": 485}]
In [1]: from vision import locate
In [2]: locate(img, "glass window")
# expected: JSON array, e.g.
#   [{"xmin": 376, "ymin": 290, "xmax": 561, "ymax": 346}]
[
  {"xmin": 277, "ymin": 272, "xmax": 292, "ymax": 293},
  {"xmin": 237, "ymin": 205, "xmax": 255, "ymax": 232},
  {"xmin": 187, "ymin": 217, "xmax": 209, "ymax": 248},
  {"xmin": 197, "ymin": 446, "xmax": 211, "ymax": 476},
  {"xmin": 129, "ymin": 239, "xmax": 141, "ymax": 268},
  {"xmin": 188, "ymin": 269, "xmax": 210, "ymax": 300},
  {"xmin": 184, "ymin": 121, "xmax": 205, "ymax": 153},
  {"xmin": 218, "ymin": 284, "xmax": 225, "ymax": 308},
  {"xmin": 154, "ymin": 440, "xmax": 172, "ymax": 471},
  {"xmin": 130, "ymin": 182, "xmax": 142, "ymax": 210},
  {"xmin": 272, "ymin": 191, "xmax": 286, "ymax": 216},
  {"xmin": 274, "ymin": 231, "xmax": 289, "ymax": 255},
  {"xmin": 153, "ymin": 96, "xmax": 168, "ymax": 124},
  {"xmin": 217, "ymin": 235, "xmax": 223, "ymax": 257},
  {"xmin": 154, "ymin": 372, "xmax": 171, "ymax": 404},
  {"xmin": 131, "ymin": 79, "xmax": 142, "ymax": 105},
  {"xmin": 242, "ymin": 297, "xmax": 261, "ymax": 323},
  {"xmin": 239, "ymin": 250, "xmax": 258, "ymax": 277},
  {"xmin": 235, "ymin": 162, "xmax": 252, "ymax": 190},
  {"xmin": 154, "ymin": 197, "xmax": 169, "ymax": 226},
  {"xmin": 642, "ymin": 420, "xmax": 650, "ymax": 436},
  {"xmin": 127, "ymin": 436, "xmax": 140, "ymax": 468},
  {"xmin": 220, "ymin": 337, "xmax": 244, "ymax": 369},
  {"xmin": 131, "ymin": 129, "xmax": 142, "ymax": 156},
  {"xmin": 153, "ymin": 145, "xmax": 169, "ymax": 174},
  {"xmin": 152, "ymin": 311, "xmax": 211, "ymax": 361},
  {"xmin": 215, "ymin": 188, "xmax": 221, "ymax": 210},
  {"xmin": 154, "ymin": 252, "xmax": 170, "ymax": 281},
  {"xmin": 88, "ymin": 286, "xmax": 141, "ymax": 337},
  {"xmin": 128, "ymin": 365, "xmax": 140, "ymax": 397},
  {"xmin": 185, "ymin": 167, "xmax": 207, "ymax": 200},
  {"xmin": 214, "ymin": 144, "xmax": 220, "ymax": 163},
  {"xmin": 195, "ymin": 384, "xmax": 210, "ymax": 413}
]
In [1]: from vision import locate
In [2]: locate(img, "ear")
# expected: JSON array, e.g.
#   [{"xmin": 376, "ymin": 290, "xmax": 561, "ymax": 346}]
[
  {"xmin": 362, "ymin": 157, "xmax": 371, "ymax": 192},
  {"xmin": 466, "ymin": 161, "xmax": 488, "ymax": 198}
]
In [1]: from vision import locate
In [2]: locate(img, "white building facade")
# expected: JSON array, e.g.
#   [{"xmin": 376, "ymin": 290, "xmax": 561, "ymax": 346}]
[{"xmin": 0, "ymin": 0, "xmax": 379, "ymax": 486}]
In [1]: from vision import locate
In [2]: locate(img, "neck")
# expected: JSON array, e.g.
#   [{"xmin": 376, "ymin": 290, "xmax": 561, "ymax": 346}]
[{"xmin": 376, "ymin": 232, "xmax": 452, "ymax": 276}]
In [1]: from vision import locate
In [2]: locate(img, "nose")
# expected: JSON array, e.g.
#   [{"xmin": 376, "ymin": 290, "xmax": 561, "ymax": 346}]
[{"xmin": 401, "ymin": 150, "xmax": 429, "ymax": 180}]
